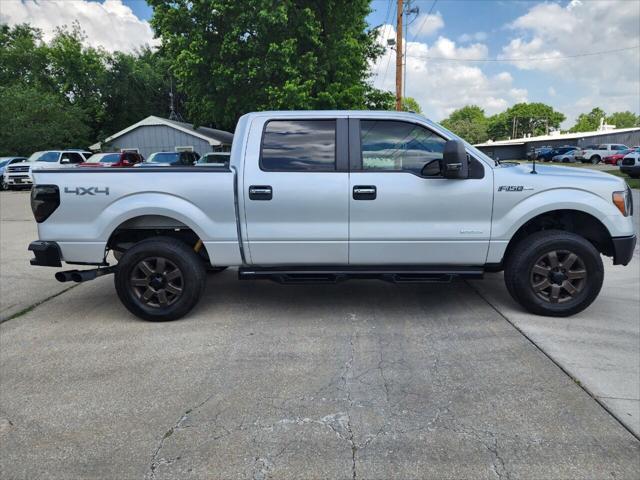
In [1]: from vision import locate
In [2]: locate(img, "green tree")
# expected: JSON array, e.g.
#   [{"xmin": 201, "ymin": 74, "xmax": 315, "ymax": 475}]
[
  {"xmin": 569, "ymin": 107, "xmax": 606, "ymax": 132},
  {"xmin": 149, "ymin": 0, "xmax": 385, "ymax": 130},
  {"xmin": 0, "ymin": 84, "xmax": 90, "ymax": 155},
  {"xmin": 441, "ymin": 105, "xmax": 488, "ymax": 144},
  {"xmin": 487, "ymin": 102, "xmax": 565, "ymax": 140},
  {"xmin": 402, "ymin": 97, "xmax": 422, "ymax": 113},
  {"xmin": 606, "ymin": 111, "xmax": 639, "ymax": 129}
]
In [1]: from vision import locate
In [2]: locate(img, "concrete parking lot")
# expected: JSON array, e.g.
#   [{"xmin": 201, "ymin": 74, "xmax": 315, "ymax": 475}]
[{"xmin": 1, "ymin": 189, "xmax": 639, "ymax": 479}]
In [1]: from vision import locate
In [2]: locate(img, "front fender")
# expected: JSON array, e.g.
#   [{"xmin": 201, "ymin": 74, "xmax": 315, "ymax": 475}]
[{"xmin": 492, "ymin": 188, "xmax": 634, "ymax": 241}]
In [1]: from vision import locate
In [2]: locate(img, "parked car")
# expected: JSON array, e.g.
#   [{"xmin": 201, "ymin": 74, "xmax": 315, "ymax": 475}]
[
  {"xmin": 551, "ymin": 149, "xmax": 579, "ymax": 163},
  {"xmin": 538, "ymin": 146, "xmax": 579, "ymax": 162},
  {"xmin": 3, "ymin": 150, "xmax": 91, "ymax": 189},
  {"xmin": 603, "ymin": 149, "xmax": 634, "ymax": 166},
  {"xmin": 80, "ymin": 151, "xmax": 144, "ymax": 168},
  {"xmin": 137, "ymin": 151, "xmax": 200, "ymax": 167},
  {"xmin": 575, "ymin": 144, "xmax": 630, "ymax": 164},
  {"xmin": 196, "ymin": 152, "xmax": 231, "ymax": 167},
  {"xmin": 28, "ymin": 111, "xmax": 636, "ymax": 322},
  {"xmin": 620, "ymin": 148, "xmax": 640, "ymax": 178},
  {"xmin": 0, "ymin": 157, "xmax": 27, "ymax": 190},
  {"xmin": 528, "ymin": 146, "xmax": 553, "ymax": 160}
]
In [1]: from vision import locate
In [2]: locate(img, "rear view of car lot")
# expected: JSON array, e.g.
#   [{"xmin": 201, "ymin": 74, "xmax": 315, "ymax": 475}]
[{"xmin": 1, "ymin": 189, "xmax": 639, "ymax": 478}]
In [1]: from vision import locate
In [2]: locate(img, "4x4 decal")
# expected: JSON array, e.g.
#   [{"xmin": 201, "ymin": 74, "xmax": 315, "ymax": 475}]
[{"xmin": 64, "ymin": 187, "xmax": 110, "ymax": 196}]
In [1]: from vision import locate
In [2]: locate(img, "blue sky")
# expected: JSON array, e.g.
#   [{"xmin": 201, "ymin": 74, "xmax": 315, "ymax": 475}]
[{"xmin": 3, "ymin": 0, "xmax": 638, "ymax": 126}]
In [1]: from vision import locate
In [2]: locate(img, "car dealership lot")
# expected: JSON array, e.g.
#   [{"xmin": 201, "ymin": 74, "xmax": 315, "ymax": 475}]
[{"xmin": 1, "ymin": 189, "xmax": 639, "ymax": 479}]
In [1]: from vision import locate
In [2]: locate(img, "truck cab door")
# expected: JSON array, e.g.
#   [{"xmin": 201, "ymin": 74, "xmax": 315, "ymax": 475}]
[
  {"xmin": 348, "ymin": 118, "xmax": 493, "ymax": 265},
  {"xmin": 242, "ymin": 117, "xmax": 349, "ymax": 264}
]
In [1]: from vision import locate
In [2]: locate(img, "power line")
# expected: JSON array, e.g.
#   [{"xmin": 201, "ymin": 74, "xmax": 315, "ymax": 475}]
[
  {"xmin": 380, "ymin": 0, "xmax": 397, "ymax": 86},
  {"xmin": 406, "ymin": 45, "xmax": 640, "ymax": 63},
  {"xmin": 408, "ymin": 0, "xmax": 437, "ymax": 44}
]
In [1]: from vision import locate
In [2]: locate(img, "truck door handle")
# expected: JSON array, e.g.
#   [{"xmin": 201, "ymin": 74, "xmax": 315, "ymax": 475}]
[
  {"xmin": 249, "ymin": 185, "xmax": 272, "ymax": 200},
  {"xmin": 353, "ymin": 185, "xmax": 376, "ymax": 200}
]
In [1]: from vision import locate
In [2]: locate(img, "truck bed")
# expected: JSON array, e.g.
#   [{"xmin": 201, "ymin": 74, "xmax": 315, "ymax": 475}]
[{"xmin": 33, "ymin": 168, "xmax": 242, "ymax": 266}]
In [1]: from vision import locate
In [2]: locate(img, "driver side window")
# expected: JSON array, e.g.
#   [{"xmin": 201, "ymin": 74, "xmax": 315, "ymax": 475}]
[{"xmin": 360, "ymin": 120, "xmax": 446, "ymax": 175}]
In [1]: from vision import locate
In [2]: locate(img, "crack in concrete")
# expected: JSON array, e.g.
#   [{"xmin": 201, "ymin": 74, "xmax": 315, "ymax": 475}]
[
  {"xmin": 146, "ymin": 392, "xmax": 221, "ymax": 480},
  {"xmin": 447, "ymin": 422, "xmax": 511, "ymax": 480}
]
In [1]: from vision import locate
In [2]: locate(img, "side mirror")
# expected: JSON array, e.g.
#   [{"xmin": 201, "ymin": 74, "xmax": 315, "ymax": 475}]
[
  {"xmin": 442, "ymin": 140, "xmax": 469, "ymax": 179},
  {"xmin": 420, "ymin": 159, "xmax": 441, "ymax": 177}
]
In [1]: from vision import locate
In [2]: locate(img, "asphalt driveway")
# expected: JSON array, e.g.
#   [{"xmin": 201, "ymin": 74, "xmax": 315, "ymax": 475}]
[{"xmin": 1, "ymin": 190, "xmax": 639, "ymax": 479}]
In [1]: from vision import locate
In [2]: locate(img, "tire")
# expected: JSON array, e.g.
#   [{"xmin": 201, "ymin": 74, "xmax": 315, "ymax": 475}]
[
  {"xmin": 114, "ymin": 237, "xmax": 206, "ymax": 321},
  {"xmin": 590, "ymin": 155, "xmax": 600, "ymax": 164},
  {"xmin": 616, "ymin": 159, "xmax": 622, "ymax": 166},
  {"xmin": 0, "ymin": 177, "xmax": 6, "ymax": 190},
  {"xmin": 504, "ymin": 230, "xmax": 603, "ymax": 317}
]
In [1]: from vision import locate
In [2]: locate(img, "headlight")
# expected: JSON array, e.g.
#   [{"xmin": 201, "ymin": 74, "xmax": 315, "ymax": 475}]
[{"xmin": 612, "ymin": 188, "xmax": 632, "ymax": 217}]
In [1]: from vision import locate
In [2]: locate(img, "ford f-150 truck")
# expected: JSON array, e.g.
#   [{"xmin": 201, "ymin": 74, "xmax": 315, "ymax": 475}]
[{"xmin": 28, "ymin": 111, "xmax": 636, "ymax": 321}]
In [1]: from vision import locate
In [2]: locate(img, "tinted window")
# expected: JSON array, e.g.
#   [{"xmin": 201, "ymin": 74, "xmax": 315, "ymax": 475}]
[
  {"xmin": 360, "ymin": 120, "xmax": 446, "ymax": 174},
  {"xmin": 147, "ymin": 152, "xmax": 180, "ymax": 164},
  {"xmin": 86, "ymin": 153, "xmax": 120, "ymax": 163},
  {"xmin": 261, "ymin": 120, "xmax": 336, "ymax": 171},
  {"xmin": 31, "ymin": 151, "xmax": 60, "ymax": 162}
]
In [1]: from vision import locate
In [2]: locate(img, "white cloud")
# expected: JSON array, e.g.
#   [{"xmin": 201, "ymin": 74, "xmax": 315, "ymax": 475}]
[
  {"xmin": 0, "ymin": 0, "xmax": 158, "ymax": 53},
  {"xmin": 370, "ymin": 26, "xmax": 528, "ymax": 120},
  {"xmin": 548, "ymin": 86, "xmax": 557, "ymax": 96},
  {"xmin": 500, "ymin": 0, "xmax": 640, "ymax": 123},
  {"xmin": 458, "ymin": 31, "xmax": 488, "ymax": 43},
  {"xmin": 408, "ymin": 11, "xmax": 444, "ymax": 38}
]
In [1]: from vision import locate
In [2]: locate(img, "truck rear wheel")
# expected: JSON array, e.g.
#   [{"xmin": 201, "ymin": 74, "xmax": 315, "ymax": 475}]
[
  {"xmin": 504, "ymin": 230, "xmax": 603, "ymax": 317},
  {"xmin": 114, "ymin": 237, "xmax": 206, "ymax": 321}
]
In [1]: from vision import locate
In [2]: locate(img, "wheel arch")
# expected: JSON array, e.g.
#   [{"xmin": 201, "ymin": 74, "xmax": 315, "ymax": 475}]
[{"xmin": 502, "ymin": 209, "xmax": 614, "ymax": 266}]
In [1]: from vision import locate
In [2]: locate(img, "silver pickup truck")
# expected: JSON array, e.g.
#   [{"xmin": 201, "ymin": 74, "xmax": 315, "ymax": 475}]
[{"xmin": 28, "ymin": 111, "xmax": 636, "ymax": 321}]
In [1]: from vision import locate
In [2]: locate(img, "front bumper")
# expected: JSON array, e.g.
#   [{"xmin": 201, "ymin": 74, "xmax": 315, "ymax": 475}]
[
  {"xmin": 4, "ymin": 173, "xmax": 33, "ymax": 186},
  {"xmin": 620, "ymin": 165, "xmax": 640, "ymax": 175},
  {"xmin": 28, "ymin": 241, "xmax": 62, "ymax": 267},
  {"xmin": 612, "ymin": 235, "xmax": 636, "ymax": 266}
]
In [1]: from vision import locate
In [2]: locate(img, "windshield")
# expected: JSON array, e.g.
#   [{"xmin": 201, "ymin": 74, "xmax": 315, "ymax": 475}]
[
  {"xmin": 198, "ymin": 153, "xmax": 230, "ymax": 164},
  {"xmin": 147, "ymin": 152, "xmax": 180, "ymax": 164},
  {"xmin": 27, "ymin": 151, "xmax": 60, "ymax": 162},
  {"xmin": 85, "ymin": 153, "xmax": 120, "ymax": 163}
]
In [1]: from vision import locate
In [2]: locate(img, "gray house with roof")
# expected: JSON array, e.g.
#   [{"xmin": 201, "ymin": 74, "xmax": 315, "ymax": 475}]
[{"xmin": 90, "ymin": 116, "xmax": 233, "ymax": 159}]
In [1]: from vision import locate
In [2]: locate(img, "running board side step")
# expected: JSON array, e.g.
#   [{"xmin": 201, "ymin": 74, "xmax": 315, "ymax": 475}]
[{"xmin": 238, "ymin": 266, "xmax": 484, "ymax": 285}]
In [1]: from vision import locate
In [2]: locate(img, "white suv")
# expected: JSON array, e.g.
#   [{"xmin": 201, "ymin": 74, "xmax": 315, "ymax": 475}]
[
  {"xmin": 3, "ymin": 150, "xmax": 91, "ymax": 189},
  {"xmin": 575, "ymin": 144, "xmax": 629, "ymax": 164}
]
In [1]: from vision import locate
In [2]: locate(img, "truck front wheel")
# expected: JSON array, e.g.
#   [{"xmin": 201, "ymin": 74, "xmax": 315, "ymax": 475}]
[
  {"xmin": 114, "ymin": 237, "xmax": 206, "ymax": 321},
  {"xmin": 504, "ymin": 230, "xmax": 604, "ymax": 316}
]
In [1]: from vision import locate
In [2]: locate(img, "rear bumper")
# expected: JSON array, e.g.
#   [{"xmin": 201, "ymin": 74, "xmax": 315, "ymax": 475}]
[
  {"xmin": 612, "ymin": 235, "xmax": 636, "ymax": 265},
  {"xmin": 28, "ymin": 241, "xmax": 62, "ymax": 267}
]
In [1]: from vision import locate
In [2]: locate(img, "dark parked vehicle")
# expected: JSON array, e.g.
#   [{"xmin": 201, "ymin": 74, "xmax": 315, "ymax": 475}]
[
  {"xmin": 80, "ymin": 151, "xmax": 144, "ymax": 168},
  {"xmin": 137, "ymin": 151, "xmax": 200, "ymax": 167},
  {"xmin": 537, "ymin": 146, "xmax": 579, "ymax": 162},
  {"xmin": 0, "ymin": 157, "xmax": 27, "ymax": 190}
]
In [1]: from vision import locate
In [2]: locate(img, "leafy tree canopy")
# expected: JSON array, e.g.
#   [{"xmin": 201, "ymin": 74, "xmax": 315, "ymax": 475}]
[
  {"xmin": 606, "ymin": 111, "xmax": 639, "ymax": 129},
  {"xmin": 569, "ymin": 107, "xmax": 606, "ymax": 133},
  {"xmin": 487, "ymin": 102, "xmax": 565, "ymax": 140},
  {"xmin": 0, "ymin": 23, "xmax": 177, "ymax": 155},
  {"xmin": 440, "ymin": 105, "xmax": 488, "ymax": 144},
  {"xmin": 149, "ymin": 0, "xmax": 387, "ymax": 130}
]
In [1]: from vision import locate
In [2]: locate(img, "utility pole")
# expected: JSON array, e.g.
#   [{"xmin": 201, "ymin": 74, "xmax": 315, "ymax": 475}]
[{"xmin": 395, "ymin": 0, "xmax": 403, "ymax": 111}]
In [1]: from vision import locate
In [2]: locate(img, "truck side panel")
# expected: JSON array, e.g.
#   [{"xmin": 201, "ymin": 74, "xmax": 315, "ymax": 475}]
[{"xmin": 32, "ymin": 169, "xmax": 242, "ymax": 266}]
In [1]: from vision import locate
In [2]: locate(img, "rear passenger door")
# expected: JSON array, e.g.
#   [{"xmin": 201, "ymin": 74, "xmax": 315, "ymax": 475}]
[{"xmin": 243, "ymin": 117, "xmax": 349, "ymax": 264}]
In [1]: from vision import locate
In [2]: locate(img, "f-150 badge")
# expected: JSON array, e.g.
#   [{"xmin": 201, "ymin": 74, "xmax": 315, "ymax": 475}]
[{"xmin": 498, "ymin": 185, "xmax": 533, "ymax": 192}]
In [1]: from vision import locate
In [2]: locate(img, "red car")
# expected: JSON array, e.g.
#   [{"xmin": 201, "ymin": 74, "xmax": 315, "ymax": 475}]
[
  {"xmin": 603, "ymin": 149, "xmax": 633, "ymax": 166},
  {"xmin": 79, "ymin": 151, "xmax": 143, "ymax": 168}
]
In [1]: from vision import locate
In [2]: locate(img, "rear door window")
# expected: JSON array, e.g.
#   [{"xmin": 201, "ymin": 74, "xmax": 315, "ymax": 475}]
[{"xmin": 261, "ymin": 120, "xmax": 336, "ymax": 171}]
